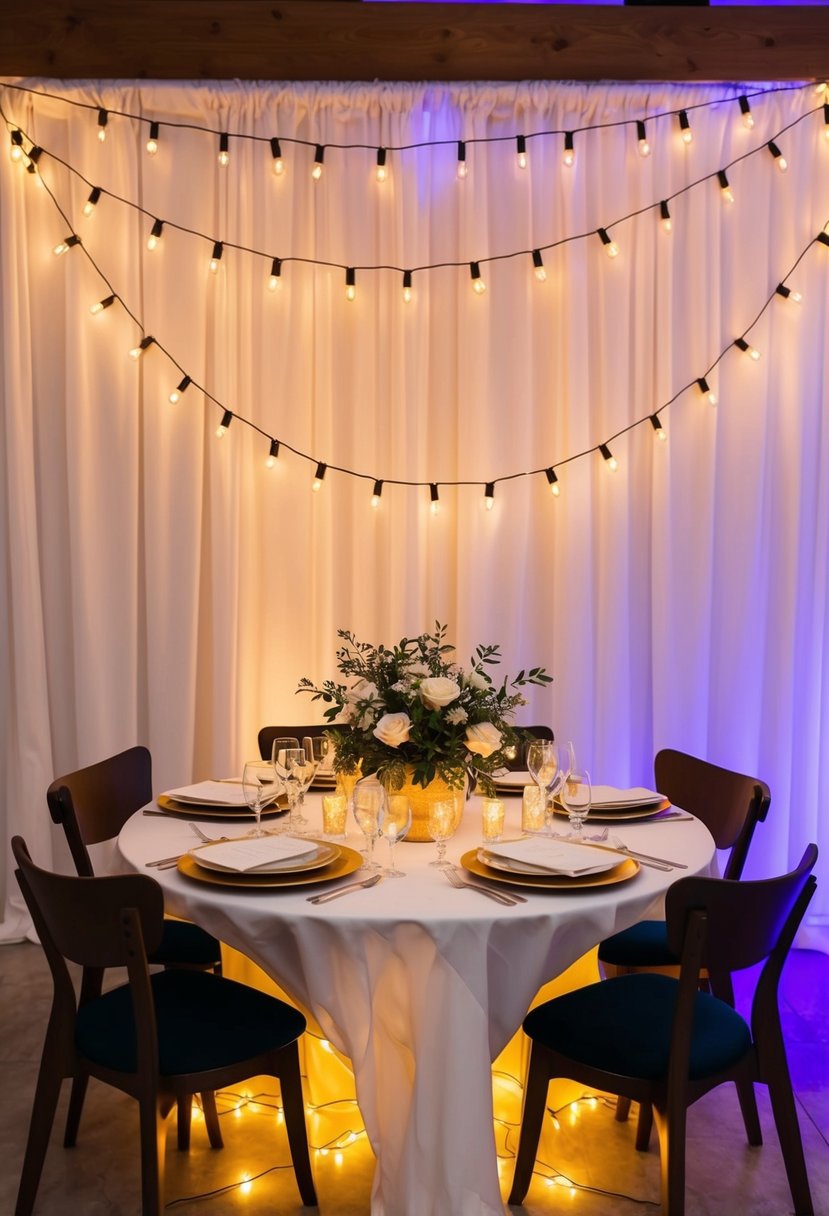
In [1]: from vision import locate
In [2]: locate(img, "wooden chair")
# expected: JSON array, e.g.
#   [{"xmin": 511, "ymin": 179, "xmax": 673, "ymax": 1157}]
[
  {"xmin": 509, "ymin": 844, "xmax": 818, "ymax": 1215},
  {"xmin": 46, "ymin": 746, "xmax": 223, "ymax": 1150},
  {"xmin": 597, "ymin": 748, "xmax": 771, "ymax": 1138},
  {"xmin": 258, "ymin": 724, "xmax": 338, "ymax": 762},
  {"xmin": 12, "ymin": 836, "xmax": 317, "ymax": 1216},
  {"xmin": 505, "ymin": 724, "xmax": 555, "ymax": 770}
]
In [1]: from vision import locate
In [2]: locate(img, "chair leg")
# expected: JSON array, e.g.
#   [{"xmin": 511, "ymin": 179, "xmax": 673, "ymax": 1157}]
[
  {"xmin": 63, "ymin": 1071, "xmax": 89, "ymax": 1146},
  {"xmin": 615, "ymin": 1095, "xmax": 632, "ymax": 1123},
  {"xmin": 138, "ymin": 1098, "xmax": 169, "ymax": 1216},
  {"xmin": 176, "ymin": 1095, "xmax": 192, "ymax": 1150},
  {"xmin": 278, "ymin": 1045, "xmax": 317, "ymax": 1207},
  {"xmin": 202, "ymin": 1090, "xmax": 224, "ymax": 1149},
  {"xmin": 735, "ymin": 1079, "xmax": 762, "ymax": 1146},
  {"xmin": 635, "ymin": 1101, "xmax": 654, "ymax": 1151},
  {"xmin": 766, "ymin": 1069, "xmax": 814, "ymax": 1215},
  {"xmin": 15, "ymin": 1043, "xmax": 65, "ymax": 1216},
  {"xmin": 653, "ymin": 1102, "xmax": 687, "ymax": 1216},
  {"xmin": 508, "ymin": 1043, "xmax": 553, "ymax": 1206}
]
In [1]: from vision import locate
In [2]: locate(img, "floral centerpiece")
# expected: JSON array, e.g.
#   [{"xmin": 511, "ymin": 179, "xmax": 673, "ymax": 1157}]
[{"xmin": 297, "ymin": 623, "xmax": 552, "ymax": 799}]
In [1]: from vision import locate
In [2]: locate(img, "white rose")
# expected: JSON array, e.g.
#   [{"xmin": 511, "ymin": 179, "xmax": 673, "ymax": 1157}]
[
  {"xmin": 419, "ymin": 677, "xmax": 462, "ymax": 710},
  {"xmin": 348, "ymin": 678, "xmax": 380, "ymax": 704},
  {"xmin": 465, "ymin": 669, "xmax": 489, "ymax": 691},
  {"xmin": 373, "ymin": 712, "xmax": 412, "ymax": 748},
  {"xmin": 465, "ymin": 722, "xmax": 503, "ymax": 757}
]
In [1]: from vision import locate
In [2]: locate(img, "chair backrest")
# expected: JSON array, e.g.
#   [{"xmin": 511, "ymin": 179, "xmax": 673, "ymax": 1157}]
[
  {"xmin": 666, "ymin": 843, "xmax": 817, "ymax": 1022},
  {"xmin": 12, "ymin": 835, "xmax": 165, "ymax": 972},
  {"xmin": 258, "ymin": 725, "xmax": 330, "ymax": 762},
  {"xmin": 46, "ymin": 746, "xmax": 153, "ymax": 877},
  {"xmin": 507, "ymin": 724, "xmax": 555, "ymax": 770},
  {"xmin": 654, "ymin": 748, "xmax": 770, "ymax": 880}
]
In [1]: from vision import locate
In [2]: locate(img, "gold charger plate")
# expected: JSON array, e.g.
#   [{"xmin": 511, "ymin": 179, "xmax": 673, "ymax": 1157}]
[
  {"xmin": 156, "ymin": 793, "xmax": 288, "ymax": 819},
  {"xmin": 553, "ymin": 798, "xmax": 671, "ymax": 823},
  {"xmin": 177, "ymin": 844, "xmax": 363, "ymax": 890},
  {"xmin": 460, "ymin": 848, "xmax": 639, "ymax": 890}
]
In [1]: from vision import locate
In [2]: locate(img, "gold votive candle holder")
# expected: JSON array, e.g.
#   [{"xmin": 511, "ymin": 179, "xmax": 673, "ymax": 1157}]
[
  {"xmin": 322, "ymin": 793, "xmax": 348, "ymax": 839},
  {"xmin": 521, "ymin": 785, "xmax": 545, "ymax": 833},
  {"xmin": 481, "ymin": 797, "xmax": 505, "ymax": 842}
]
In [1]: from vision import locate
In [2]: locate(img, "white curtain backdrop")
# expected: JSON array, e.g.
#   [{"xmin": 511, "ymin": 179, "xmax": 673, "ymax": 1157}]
[{"xmin": 1, "ymin": 78, "xmax": 828, "ymax": 939}]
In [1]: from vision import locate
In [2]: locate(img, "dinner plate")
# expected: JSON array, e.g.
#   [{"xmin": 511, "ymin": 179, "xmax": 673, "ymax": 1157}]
[
  {"xmin": 192, "ymin": 841, "xmax": 338, "ymax": 875},
  {"xmin": 177, "ymin": 845, "xmax": 363, "ymax": 890},
  {"xmin": 156, "ymin": 794, "xmax": 288, "ymax": 819},
  {"xmin": 552, "ymin": 798, "xmax": 671, "ymax": 823},
  {"xmin": 460, "ymin": 848, "xmax": 639, "ymax": 890},
  {"xmin": 478, "ymin": 846, "xmax": 621, "ymax": 879}
]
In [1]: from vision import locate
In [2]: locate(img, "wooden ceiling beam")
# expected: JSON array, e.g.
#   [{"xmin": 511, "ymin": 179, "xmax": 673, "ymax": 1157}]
[{"xmin": 2, "ymin": 3, "xmax": 827, "ymax": 83}]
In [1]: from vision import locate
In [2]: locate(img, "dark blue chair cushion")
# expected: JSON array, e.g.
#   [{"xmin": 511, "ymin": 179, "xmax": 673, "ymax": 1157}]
[
  {"xmin": 149, "ymin": 919, "xmax": 221, "ymax": 968},
  {"xmin": 523, "ymin": 974, "xmax": 752, "ymax": 1081},
  {"xmin": 597, "ymin": 919, "xmax": 678, "ymax": 968},
  {"xmin": 75, "ymin": 969, "xmax": 306, "ymax": 1075}
]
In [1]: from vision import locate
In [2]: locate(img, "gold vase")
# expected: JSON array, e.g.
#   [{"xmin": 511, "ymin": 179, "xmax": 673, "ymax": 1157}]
[{"xmin": 388, "ymin": 766, "xmax": 466, "ymax": 842}]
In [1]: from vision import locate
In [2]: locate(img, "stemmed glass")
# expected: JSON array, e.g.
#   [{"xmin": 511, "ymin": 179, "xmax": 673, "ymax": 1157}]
[
  {"xmin": 242, "ymin": 759, "xmax": 278, "ymax": 838},
  {"xmin": 427, "ymin": 799, "xmax": 457, "ymax": 869},
  {"xmin": 289, "ymin": 752, "xmax": 317, "ymax": 828},
  {"xmin": 560, "ymin": 768, "xmax": 592, "ymax": 838},
  {"xmin": 352, "ymin": 776, "xmax": 386, "ymax": 872},
  {"xmin": 381, "ymin": 795, "xmax": 412, "ymax": 877},
  {"xmin": 272, "ymin": 744, "xmax": 304, "ymax": 833},
  {"xmin": 526, "ymin": 740, "xmax": 574, "ymax": 836}
]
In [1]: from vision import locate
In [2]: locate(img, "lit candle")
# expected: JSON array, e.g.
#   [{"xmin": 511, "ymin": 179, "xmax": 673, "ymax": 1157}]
[
  {"xmin": 482, "ymin": 797, "xmax": 505, "ymax": 842},
  {"xmin": 522, "ymin": 785, "xmax": 545, "ymax": 833},
  {"xmin": 322, "ymin": 793, "xmax": 348, "ymax": 839}
]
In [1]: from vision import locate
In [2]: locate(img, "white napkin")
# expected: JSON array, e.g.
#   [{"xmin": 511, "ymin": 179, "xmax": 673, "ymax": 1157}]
[
  {"xmin": 590, "ymin": 785, "xmax": 663, "ymax": 808},
  {"xmin": 164, "ymin": 781, "xmax": 249, "ymax": 806},
  {"xmin": 482, "ymin": 837, "xmax": 621, "ymax": 877},
  {"xmin": 189, "ymin": 834, "xmax": 318, "ymax": 873}
]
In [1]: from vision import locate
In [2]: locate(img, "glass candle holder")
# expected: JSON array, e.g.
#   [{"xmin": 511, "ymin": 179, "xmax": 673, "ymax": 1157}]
[
  {"xmin": 322, "ymin": 793, "xmax": 348, "ymax": 839},
  {"xmin": 481, "ymin": 797, "xmax": 505, "ymax": 842},
  {"xmin": 522, "ymin": 784, "xmax": 545, "ymax": 833}
]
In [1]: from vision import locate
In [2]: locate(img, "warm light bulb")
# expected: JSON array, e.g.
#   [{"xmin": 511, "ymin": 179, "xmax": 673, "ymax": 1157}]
[
  {"xmin": 268, "ymin": 274, "xmax": 280, "ymax": 291},
  {"xmin": 650, "ymin": 414, "xmax": 667, "ymax": 442},
  {"xmin": 270, "ymin": 137, "xmax": 284, "ymax": 176},
  {"xmin": 660, "ymin": 200, "xmax": 672, "ymax": 233},
  {"xmin": 215, "ymin": 409, "xmax": 233, "ymax": 438},
  {"xmin": 375, "ymin": 148, "xmax": 387, "ymax": 182},
  {"xmin": 739, "ymin": 95, "xmax": 754, "ymax": 130},
  {"xmin": 218, "ymin": 133, "xmax": 230, "ymax": 167},
  {"xmin": 312, "ymin": 163, "xmax": 323, "ymax": 181},
  {"xmin": 345, "ymin": 268, "xmax": 356, "ymax": 301},
  {"xmin": 402, "ymin": 271, "xmax": 413, "ymax": 303},
  {"xmin": 598, "ymin": 228, "xmax": 618, "ymax": 258},
  {"xmin": 546, "ymin": 468, "xmax": 560, "ymax": 496},
  {"xmin": 312, "ymin": 461, "xmax": 327, "ymax": 491},
  {"xmin": 457, "ymin": 140, "xmax": 467, "ymax": 179},
  {"xmin": 129, "ymin": 336, "xmax": 154, "ymax": 360},
  {"xmin": 599, "ymin": 443, "xmax": 618, "ymax": 471},
  {"xmin": 718, "ymin": 171, "xmax": 734, "ymax": 204},
  {"xmin": 678, "ymin": 110, "xmax": 693, "ymax": 145},
  {"xmin": 89, "ymin": 294, "xmax": 115, "ymax": 315},
  {"xmin": 562, "ymin": 131, "xmax": 575, "ymax": 168},
  {"xmin": 53, "ymin": 235, "xmax": 79, "ymax": 257},
  {"xmin": 267, "ymin": 257, "xmax": 282, "ymax": 292},
  {"xmin": 239, "ymin": 1176, "xmax": 252, "ymax": 1196},
  {"xmin": 484, "ymin": 482, "xmax": 495, "ymax": 511},
  {"xmin": 169, "ymin": 375, "xmax": 191, "ymax": 404},
  {"xmin": 429, "ymin": 484, "xmax": 440, "ymax": 515},
  {"xmin": 146, "ymin": 122, "xmax": 159, "ymax": 155},
  {"xmin": 10, "ymin": 131, "xmax": 23, "ymax": 162},
  {"xmin": 697, "ymin": 377, "xmax": 717, "ymax": 406},
  {"xmin": 147, "ymin": 219, "xmax": 163, "ymax": 251},
  {"xmin": 82, "ymin": 188, "xmax": 101, "ymax": 218},
  {"xmin": 376, "ymin": 164, "xmax": 387, "ymax": 182},
  {"xmin": 371, "ymin": 480, "xmax": 383, "ymax": 509},
  {"xmin": 789, "ymin": 289, "xmax": 803, "ymax": 304},
  {"xmin": 209, "ymin": 241, "xmax": 223, "ymax": 274},
  {"xmin": 218, "ymin": 150, "xmax": 229, "ymax": 167},
  {"xmin": 532, "ymin": 250, "xmax": 547, "ymax": 282},
  {"xmin": 312, "ymin": 144, "xmax": 325, "ymax": 180},
  {"xmin": 516, "ymin": 135, "xmax": 527, "ymax": 170},
  {"xmin": 637, "ymin": 121, "xmax": 650, "ymax": 157},
  {"xmin": 266, "ymin": 439, "xmax": 280, "ymax": 468},
  {"xmin": 470, "ymin": 262, "xmax": 486, "ymax": 294},
  {"xmin": 209, "ymin": 258, "xmax": 219, "ymax": 273}
]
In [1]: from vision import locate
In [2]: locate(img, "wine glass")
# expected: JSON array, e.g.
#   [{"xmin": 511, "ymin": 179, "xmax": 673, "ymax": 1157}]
[
  {"xmin": 242, "ymin": 759, "xmax": 278, "ymax": 838},
  {"xmin": 526, "ymin": 740, "xmax": 574, "ymax": 836},
  {"xmin": 288, "ymin": 751, "xmax": 317, "ymax": 828},
  {"xmin": 561, "ymin": 768, "xmax": 592, "ymax": 838},
  {"xmin": 427, "ymin": 799, "xmax": 458, "ymax": 869},
  {"xmin": 304, "ymin": 735, "xmax": 332, "ymax": 769},
  {"xmin": 272, "ymin": 744, "xmax": 304, "ymax": 832},
  {"xmin": 352, "ymin": 776, "xmax": 386, "ymax": 872},
  {"xmin": 381, "ymin": 794, "xmax": 412, "ymax": 877}
]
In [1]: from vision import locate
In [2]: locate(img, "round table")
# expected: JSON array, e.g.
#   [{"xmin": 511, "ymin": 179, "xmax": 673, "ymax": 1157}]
[{"xmin": 119, "ymin": 793, "xmax": 716, "ymax": 1216}]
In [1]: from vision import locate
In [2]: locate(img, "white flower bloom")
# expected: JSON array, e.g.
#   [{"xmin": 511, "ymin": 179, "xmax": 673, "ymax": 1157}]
[
  {"xmin": 391, "ymin": 680, "xmax": 409, "ymax": 694},
  {"xmin": 465, "ymin": 669, "xmax": 489, "ymax": 691},
  {"xmin": 419, "ymin": 676, "xmax": 462, "ymax": 710},
  {"xmin": 373, "ymin": 712, "xmax": 412, "ymax": 747},
  {"xmin": 465, "ymin": 722, "xmax": 503, "ymax": 757},
  {"xmin": 407, "ymin": 661, "xmax": 431, "ymax": 678},
  {"xmin": 447, "ymin": 706, "xmax": 468, "ymax": 725},
  {"xmin": 348, "ymin": 677, "xmax": 380, "ymax": 703}
]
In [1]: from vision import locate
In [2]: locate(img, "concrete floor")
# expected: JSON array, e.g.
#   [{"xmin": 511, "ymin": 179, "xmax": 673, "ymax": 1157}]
[{"xmin": 2, "ymin": 942, "xmax": 828, "ymax": 1215}]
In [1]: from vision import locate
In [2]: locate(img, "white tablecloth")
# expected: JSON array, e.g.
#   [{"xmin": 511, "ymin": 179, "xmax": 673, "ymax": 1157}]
[{"xmin": 119, "ymin": 794, "xmax": 716, "ymax": 1216}]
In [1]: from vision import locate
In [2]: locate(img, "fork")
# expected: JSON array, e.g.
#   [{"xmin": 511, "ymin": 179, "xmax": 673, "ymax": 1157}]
[
  {"xmin": 606, "ymin": 835, "xmax": 687, "ymax": 870},
  {"xmin": 445, "ymin": 866, "xmax": 525, "ymax": 906}
]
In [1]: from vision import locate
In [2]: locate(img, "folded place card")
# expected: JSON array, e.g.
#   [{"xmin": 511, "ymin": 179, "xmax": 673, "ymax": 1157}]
[
  {"xmin": 163, "ymin": 781, "xmax": 250, "ymax": 806},
  {"xmin": 590, "ymin": 785, "xmax": 663, "ymax": 808},
  {"xmin": 482, "ymin": 837, "xmax": 622, "ymax": 878},
  {"xmin": 188, "ymin": 835, "xmax": 319, "ymax": 873}
]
